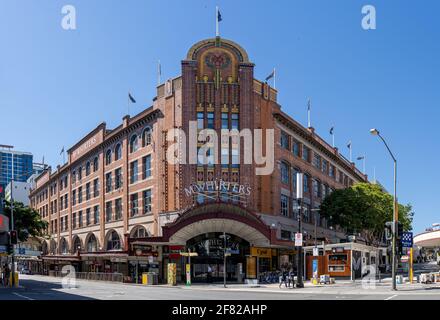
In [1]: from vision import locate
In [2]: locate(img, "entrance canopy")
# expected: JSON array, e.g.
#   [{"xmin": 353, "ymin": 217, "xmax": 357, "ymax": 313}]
[
  {"xmin": 414, "ymin": 230, "xmax": 440, "ymax": 248},
  {"xmin": 162, "ymin": 203, "xmax": 271, "ymax": 247}
]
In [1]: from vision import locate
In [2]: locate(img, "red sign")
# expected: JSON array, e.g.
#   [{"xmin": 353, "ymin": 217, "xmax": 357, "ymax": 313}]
[{"xmin": 0, "ymin": 214, "xmax": 9, "ymax": 232}]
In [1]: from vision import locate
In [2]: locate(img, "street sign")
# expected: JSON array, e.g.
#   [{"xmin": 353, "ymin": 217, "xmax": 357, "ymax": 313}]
[
  {"xmin": 313, "ymin": 247, "xmax": 319, "ymax": 257},
  {"xmin": 295, "ymin": 233, "xmax": 303, "ymax": 247},
  {"xmin": 401, "ymin": 232, "xmax": 413, "ymax": 248}
]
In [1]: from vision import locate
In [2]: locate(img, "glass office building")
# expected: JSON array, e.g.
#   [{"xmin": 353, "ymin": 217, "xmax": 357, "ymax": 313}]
[{"xmin": 0, "ymin": 149, "xmax": 34, "ymax": 190}]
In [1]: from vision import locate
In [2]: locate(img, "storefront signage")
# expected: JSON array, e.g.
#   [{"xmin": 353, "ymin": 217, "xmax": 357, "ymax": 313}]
[
  {"xmin": 295, "ymin": 233, "xmax": 303, "ymax": 247},
  {"xmin": 70, "ymin": 130, "xmax": 103, "ymax": 162},
  {"xmin": 184, "ymin": 179, "xmax": 251, "ymax": 198},
  {"xmin": 132, "ymin": 244, "xmax": 158, "ymax": 257},
  {"xmin": 168, "ymin": 245, "xmax": 184, "ymax": 259},
  {"xmin": 250, "ymin": 247, "xmax": 272, "ymax": 258}
]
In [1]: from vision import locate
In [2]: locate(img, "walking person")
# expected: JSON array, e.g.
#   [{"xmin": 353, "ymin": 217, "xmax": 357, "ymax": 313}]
[{"xmin": 3, "ymin": 264, "xmax": 10, "ymax": 287}]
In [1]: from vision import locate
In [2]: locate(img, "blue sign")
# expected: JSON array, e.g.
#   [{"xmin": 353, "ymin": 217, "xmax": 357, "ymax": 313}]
[
  {"xmin": 0, "ymin": 245, "xmax": 7, "ymax": 253},
  {"xmin": 401, "ymin": 232, "xmax": 413, "ymax": 248},
  {"xmin": 18, "ymin": 248, "xmax": 25, "ymax": 255}
]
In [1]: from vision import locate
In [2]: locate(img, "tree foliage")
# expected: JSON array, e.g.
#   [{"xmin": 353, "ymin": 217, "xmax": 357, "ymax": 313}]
[
  {"xmin": 3, "ymin": 200, "xmax": 48, "ymax": 242},
  {"xmin": 320, "ymin": 183, "xmax": 414, "ymax": 244}
]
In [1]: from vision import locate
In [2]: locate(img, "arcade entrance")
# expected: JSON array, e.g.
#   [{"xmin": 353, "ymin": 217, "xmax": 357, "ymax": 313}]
[{"xmin": 186, "ymin": 232, "xmax": 250, "ymax": 283}]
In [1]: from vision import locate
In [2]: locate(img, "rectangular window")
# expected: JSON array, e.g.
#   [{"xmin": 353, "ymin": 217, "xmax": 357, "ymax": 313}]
[
  {"xmin": 115, "ymin": 168, "xmax": 122, "ymax": 189},
  {"xmin": 292, "ymin": 140, "xmax": 300, "ymax": 157},
  {"xmin": 78, "ymin": 210, "xmax": 83, "ymax": 227},
  {"xmin": 313, "ymin": 153, "xmax": 321, "ymax": 169},
  {"xmin": 105, "ymin": 201, "xmax": 112, "ymax": 222},
  {"xmin": 231, "ymin": 113, "xmax": 239, "ymax": 130},
  {"xmin": 106, "ymin": 172, "xmax": 112, "ymax": 193},
  {"xmin": 130, "ymin": 160, "xmax": 138, "ymax": 184},
  {"xmin": 302, "ymin": 146, "xmax": 310, "ymax": 162},
  {"xmin": 197, "ymin": 112, "xmax": 204, "ymax": 130},
  {"xmin": 78, "ymin": 186, "xmax": 83, "ymax": 203},
  {"xmin": 329, "ymin": 165, "xmax": 335, "ymax": 178},
  {"xmin": 322, "ymin": 160, "xmax": 328, "ymax": 174},
  {"xmin": 72, "ymin": 190, "xmax": 76, "ymax": 206},
  {"xmin": 221, "ymin": 113, "xmax": 229, "ymax": 129},
  {"xmin": 64, "ymin": 194, "xmax": 68, "ymax": 209},
  {"xmin": 143, "ymin": 155, "xmax": 151, "ymax": 179},
  {"xmin": 72, "ymin": 212, "xmax": 76, "ymax": 229},
  {"xmin": 280, "ymin": 195, "xmax": 289, "ymax": 217},
  {"xmin": 86, "ymin": 183, "xmax": 91, "ymax": 200},
  {"xmin": 280, "ymin": 131, "xmax": 289, "ymax": 149},
  {"xmin": 313, "ymin": 179, "xmax": 321, "ymax": 197},
  {"xmin": 93, "ymin": 178, "xmax": 99, "ymax": 197},
  {"xmin": 115, "ymin": 198, "xmax": 122, "ymax": 220},
  {"xmin": 93, "ymin": 205, "xmax": 100, "ymax": 224},
  {"xmin": 130, "ymin": 193, "xmax": 139, "ymax": 217},
  {"xmin": 280, "ymin": 162, "xmax": 289, "ymax": 184},
  {"xmin": 143, "ymin": 189, "xmax": 152, "ymax": 214},
  {"xmin": 207, "ymin": 112, "xmax": 214, "ymax": 129},
  {"xmin": 304, "ymin": 174, "xmax": 310, "ymax": 193},
  {"xmin": 86, "ymin": 208, "xmax": 91, "ymax": 226}
]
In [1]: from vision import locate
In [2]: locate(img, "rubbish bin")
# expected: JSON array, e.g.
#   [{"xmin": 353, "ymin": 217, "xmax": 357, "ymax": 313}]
[{"xmin": 142, "ymin": 272, "xmax": 158, "ymax": 285}]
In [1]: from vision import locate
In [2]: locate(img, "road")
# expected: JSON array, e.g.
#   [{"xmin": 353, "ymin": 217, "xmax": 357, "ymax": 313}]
[{"xmin": 1, "ymin": 273, "xmax": 440, "ymax": 300}]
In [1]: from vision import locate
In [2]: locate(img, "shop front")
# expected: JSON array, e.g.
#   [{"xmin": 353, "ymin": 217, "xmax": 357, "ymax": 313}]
[{"xmin": 128, "ymin": 243, "xmax": 161, "ymax": 283}]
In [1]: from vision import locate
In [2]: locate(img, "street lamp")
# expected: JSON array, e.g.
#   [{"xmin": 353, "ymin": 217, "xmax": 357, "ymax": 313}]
[{"xmin": 370, "ymin": 128, "xmax": 398, "ymax": 291}]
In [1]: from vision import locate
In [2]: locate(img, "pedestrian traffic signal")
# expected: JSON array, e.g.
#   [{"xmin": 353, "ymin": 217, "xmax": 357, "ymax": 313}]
[
  {"xmin": 385, "ymin": 221, "xmax": 393, "ymax": 240},
  {"xmin": 9, "ymin": 230, "xmax": 17, "ymax": 245}
]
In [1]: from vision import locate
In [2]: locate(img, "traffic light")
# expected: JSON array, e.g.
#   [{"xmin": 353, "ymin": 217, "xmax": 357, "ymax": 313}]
[
  {"xmin": 384, "ymin": 221, "xmax": 394, "ymax": 241},
  {"xmin": 6, "ymin": 244, "xmax": 13, "ymax": 255},
  {"xmin": 396, "ymin": 222, "xmax": 404, "ymax": 241},
  {"xmin": 9, "ymin": 230, "xmax": 17, "ymax": 245}
]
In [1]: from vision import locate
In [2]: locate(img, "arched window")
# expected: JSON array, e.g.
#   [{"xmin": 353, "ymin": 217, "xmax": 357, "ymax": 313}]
[
  {"xmin": 114, "ymin": 143, "xmax": 122, "ymax": 161},
  {"xmin": 72, "ymin": 236, "xmax": 82, "ymax": 253},
  {"xmin": 131, "ymin": 226, "xmax": 148, "ymax": 239},
  {"xmin": 142, "ymin": 127, "xmax": 152, "ymax": 147},
  {"xmin": 85, "ymin": 161, "xmax": 91, "ymax": 176},
  {"xmin": 105, "ymin": 149, "xmax": 112, "ymax": 165},
  {"xmin": 41, "ymin": 241, "xmax": 48, "ymax": 255},
  {"xmin": 130, "ymin": 135, "xmax": 138, "ymax": 153},
  {"xmin": 60, "ymin": 238, "xmax": 69, "ymax": 254},
  {"xmin": 106, "ymin": 231, "xmax": 121, "ymax": 251},
  {"xmin": 86, "ymin": 234, "xmax": 98, "ymax": 252},
  {"xmin": 50, "ymin": 240, "xmax": 57, "ymax": 255},
  {"xmin": 77, "ymin": 167, "xmax": 82, "ymax": 181},
  {"xmin": 93, "ymin": 157, "xmax": 99, "ymax": 172}
]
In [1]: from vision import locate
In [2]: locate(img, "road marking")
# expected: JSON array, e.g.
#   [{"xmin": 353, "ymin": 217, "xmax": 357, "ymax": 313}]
[
  {"xmin": 13, "ymin": 292, "xmax": 34, "ymax": 300},
  {"xmin": 384, "ymin": 294, "xmax": 398, "ymax": 300}
]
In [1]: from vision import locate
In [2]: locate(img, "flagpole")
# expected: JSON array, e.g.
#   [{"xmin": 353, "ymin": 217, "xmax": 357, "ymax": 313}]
[
  {"xmin": 216, "ymin": 6, "xmax": 219, "ymax": 37},
  {"xmin": 332, "ymin": 132, "xmax": 335, "ymax": 148},
  {"xmin": 158, "ymin": 60, "xmax": 161, "ymax": 85},
  {"xmin": 307, "ymin": 98, "xmax": 311, "ymax": 128},
  {"xmin": 273, "ymin": 68, "xmax": 276, "ymax": 89},
  {"xmin": 127, "ymin": 92, "xmax": 130, "ymax": 116}
]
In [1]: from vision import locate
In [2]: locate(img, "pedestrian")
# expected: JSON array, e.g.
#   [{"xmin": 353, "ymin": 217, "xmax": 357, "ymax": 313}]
[
  {"xmin": 4, "ymin": 264, "xmax": 10, "ymax": 287},
  {"xmin": 207, "ymin": 265, "xmax": 212, "ymax": 283},
  {"xmin": 288, "ymin": 268, "xmax": 294, "ymax": 288}
]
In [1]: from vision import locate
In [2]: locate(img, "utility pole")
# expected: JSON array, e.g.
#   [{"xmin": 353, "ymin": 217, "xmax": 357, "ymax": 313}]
[
  {"xmin": 10, "ymin": 153, "xmax": 15, "ymax": 287},
  {"xmin": 296, "ymin": 172, "xmax": 304, "ymax": 288}
]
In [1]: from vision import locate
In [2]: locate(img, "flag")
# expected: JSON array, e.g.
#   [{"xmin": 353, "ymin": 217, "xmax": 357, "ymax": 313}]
[
  {"xmin": 217, "ymin": 9, "xmax": 222, "ymax": 22},
  {"xmin": 357, "ymin": 156, "xmax": 365, "ymax": 160},
  {"xmin": 330, "ymin": 127, "xmax": 334, "ymax": 135},
  {"xmin": 307, "ymin": 98, "xmax": 311, "ymax": 111},
  {"xmin": 158, "ymin": 61, "xmax": 161, "ymax": 77},
  {"xmin": 347, "ymin": 141, "xmax": 352, "ymax": 149},
  {"xmin": 265, "ymin": 69, "xmax": 275, "ymax": 82},
  {"xmin": 128, "ymin": 93, "xmax": 136, "ymax": 103},
  {"xmin": 60, "ymin": 146, "xmax": 64, "ymax": 155}
]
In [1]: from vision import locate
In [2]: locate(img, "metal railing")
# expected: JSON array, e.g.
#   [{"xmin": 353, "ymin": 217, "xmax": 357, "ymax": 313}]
[{"xmin": 48, "ymin": 271, "xmax": 123, "ymax": 282}]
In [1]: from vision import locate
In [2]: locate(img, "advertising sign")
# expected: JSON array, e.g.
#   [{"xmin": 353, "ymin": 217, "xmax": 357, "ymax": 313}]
[
  {"xmin": 167, "ymin": 263, "xmax": 177, "ymax": 286},
  {"xmin": 312, "ymin": 259, "xmax": 318, "ymax": 279},
  {"xmin": 295, "ymin": 233, "xmax": 303, "ymax": 247},
  {"xmin": 0, "ymin": 214, "xmax": 9, "ymax": 232}
]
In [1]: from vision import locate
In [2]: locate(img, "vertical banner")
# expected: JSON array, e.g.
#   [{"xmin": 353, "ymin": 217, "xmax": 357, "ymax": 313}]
[
  {"xmin": 186, "ymin": 264, "xmax": 191, "ymax": 286},
  {"xmin": 167, "ymin": 263, "xmax": 177, "ymax": 286}
]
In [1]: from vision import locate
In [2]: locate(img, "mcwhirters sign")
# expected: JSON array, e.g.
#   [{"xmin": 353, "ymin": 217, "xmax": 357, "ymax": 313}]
[{"xmin": 184, "ymin": 179, "xmax": 251, "ymax": 203}]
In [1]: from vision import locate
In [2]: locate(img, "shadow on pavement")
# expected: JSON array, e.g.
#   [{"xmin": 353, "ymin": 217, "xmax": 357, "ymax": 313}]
[{"xmin": 0, "ymin": 278, "xmax": 96, "ymax": 300}]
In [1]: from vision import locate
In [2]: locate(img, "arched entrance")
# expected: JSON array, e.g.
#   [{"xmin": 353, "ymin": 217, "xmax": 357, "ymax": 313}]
[{"xmin": 186, "ymin": 232, "xmax": 250, "ymax": 283}]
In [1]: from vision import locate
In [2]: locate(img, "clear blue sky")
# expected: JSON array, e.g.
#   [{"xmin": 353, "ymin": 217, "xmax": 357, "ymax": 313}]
[{"xmin": 1, "ymin": 0, "xmax": 439, "ymax": 234}]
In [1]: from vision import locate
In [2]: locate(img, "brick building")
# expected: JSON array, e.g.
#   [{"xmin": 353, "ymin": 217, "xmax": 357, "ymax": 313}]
[{"xmin": 29, "ymin": 37, "xmax": 367, "ymax": 283}]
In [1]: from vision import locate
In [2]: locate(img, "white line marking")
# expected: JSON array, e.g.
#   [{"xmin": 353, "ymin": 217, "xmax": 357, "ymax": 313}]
[
  {"xmin": 13, "ymin": 292, "xmax": 34, "ymax": 300},
  {"xmin": 384, "ymin": 294, "xmax": 398, "ymax": 300}
]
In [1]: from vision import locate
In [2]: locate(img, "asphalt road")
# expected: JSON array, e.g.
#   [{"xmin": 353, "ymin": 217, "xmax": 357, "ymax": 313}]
[{"xmin": 1, "ymin": 274, "xmax": 440, "ymax": 300}]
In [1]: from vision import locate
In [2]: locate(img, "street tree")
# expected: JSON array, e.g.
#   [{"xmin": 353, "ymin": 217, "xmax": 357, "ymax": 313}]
[
  {"xmin": 3, "ymin": 200, "xmax": 48, "ymax": 242},
  {"xmin": 320, "ymin": 183, "xmax": 414, "ymax": 244}
]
